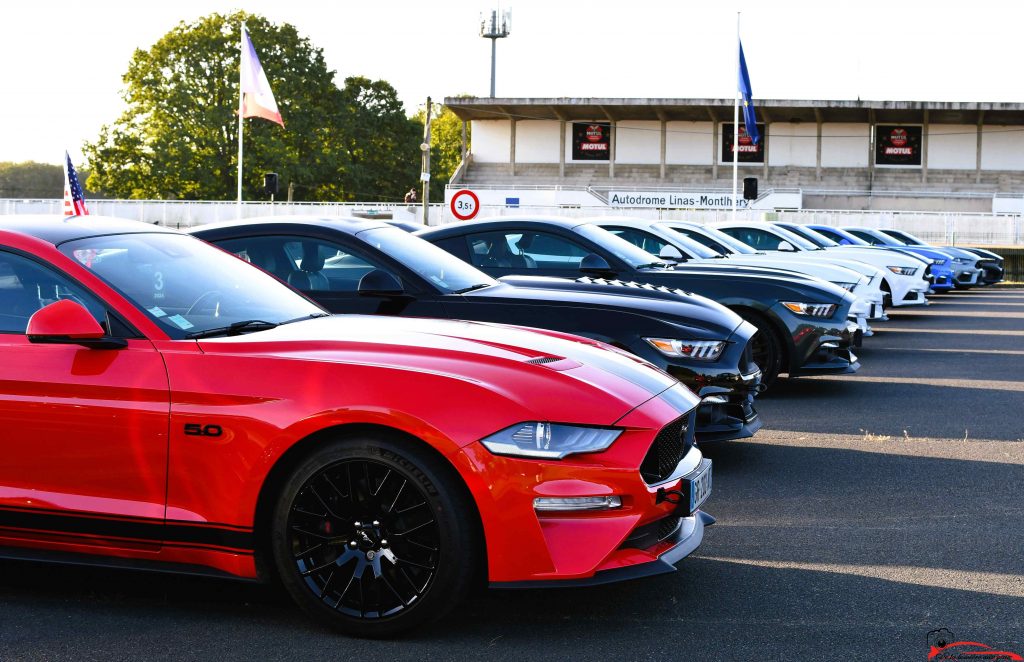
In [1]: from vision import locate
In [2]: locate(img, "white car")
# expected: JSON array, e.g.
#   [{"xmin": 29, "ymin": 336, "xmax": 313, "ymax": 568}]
[
  {"xmin": 713, "ymin": 221, "xmax": 931, "ymax": 307},
  {"xmin": 589, "ymin": 217, "xmax": 884, "ymax": 336}
]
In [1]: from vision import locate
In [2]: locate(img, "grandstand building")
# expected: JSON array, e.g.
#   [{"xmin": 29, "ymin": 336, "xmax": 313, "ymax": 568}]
[{"xmin": 443, "ymin": 97, "xmax": 1024, "ymax": 214}]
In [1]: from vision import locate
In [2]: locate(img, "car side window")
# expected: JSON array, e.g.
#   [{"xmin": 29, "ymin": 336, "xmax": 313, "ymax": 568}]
[
  {"xmin": 0, "ymin": 250, "xmax": 107, "ymax": 334},
  {"xmin": 604, "ymin": 227, "xmax": 671, "ymax": 256},
  {"xmin": 217, "ymin": 236, "xmax": 386, "ymax": 293},
  {"xmin": 466, "ymin": 231, "xmax": 591, "ymax": 271},
  {"xmin": 720, "ymin": 228, "xmax": 782, "ymax": 251}
]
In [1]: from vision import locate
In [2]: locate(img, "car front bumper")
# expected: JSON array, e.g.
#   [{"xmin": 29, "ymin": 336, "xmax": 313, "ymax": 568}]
[
  {"xmin": 457, "ymin": 391, "xmax": 713, "ymax": 586},
  {"xmin": 491, "ymin": 510, "xmax": 716, "ymax": 588},
  {"xmin": 954, "ymin": 267, "xmax": 982, "ymax": 288},
  {"xmin": 889, "ymin": 274, "xmax": 930, "ymax": 307}
]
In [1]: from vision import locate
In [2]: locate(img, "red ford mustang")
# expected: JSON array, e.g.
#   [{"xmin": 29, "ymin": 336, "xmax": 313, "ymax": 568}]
[{"xmin": 0, "ymin": 216, "xmax": 713, "ymax": 636}]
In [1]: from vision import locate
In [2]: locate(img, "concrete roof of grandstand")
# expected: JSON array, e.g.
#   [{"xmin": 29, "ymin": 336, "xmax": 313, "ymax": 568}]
[{"xmin": 443, "ymin": 98, "xmax": 1024, "ymax": 125}]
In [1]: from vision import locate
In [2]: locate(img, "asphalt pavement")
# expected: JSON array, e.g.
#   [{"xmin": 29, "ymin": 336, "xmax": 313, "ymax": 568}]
[{"xmin": 1, "ymin": 288, "xmax": 1022, "ymax": 661}]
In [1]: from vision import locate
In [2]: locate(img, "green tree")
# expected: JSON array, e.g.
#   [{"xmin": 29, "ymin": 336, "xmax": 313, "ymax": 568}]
[
  {"xmin": 84, "ymin": 12, "xmax": 346, "ymax": 201},
  {"xmin": 412, "ymin": 103, "xmax": 471, "ymax": 201},
  {"xmin": 0, "ymin": 162, "xmax": 98, "ymax": 199},
  {"xmin": 335, "ymin": 76, "xmax": 421, "ymax": 202}
]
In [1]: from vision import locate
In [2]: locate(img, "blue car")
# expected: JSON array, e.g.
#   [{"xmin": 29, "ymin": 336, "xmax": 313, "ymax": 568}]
[
  {"xmin": 877, "ymin": 229, "xmax": 1004, "ymax": 285},
  {"xmin": 804, "ymin": 225, "xmax": 957, "ymax": 293},
  {"xmin": 838, "ymin": 227, "xmax": 983, "ymax": 290}
]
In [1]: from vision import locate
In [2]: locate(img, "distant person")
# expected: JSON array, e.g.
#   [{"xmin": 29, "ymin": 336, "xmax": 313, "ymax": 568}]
[{"xmin": 404, "ymin": 188, "xmax": 417, "ymax": 204}]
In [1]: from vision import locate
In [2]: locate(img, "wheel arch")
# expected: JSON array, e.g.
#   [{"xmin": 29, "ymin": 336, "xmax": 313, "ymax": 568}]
[
  {"xmin": 728, "ymin": 304, "xmax": 793, "ymax": 374},
  {"xmin": 250, "ymin": 422, "xmax": 487, "ymax": 587}
]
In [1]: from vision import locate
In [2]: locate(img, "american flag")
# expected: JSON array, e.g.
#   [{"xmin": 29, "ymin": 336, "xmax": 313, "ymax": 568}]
[{"xmin": 63, "ymin": 151, "xmax": 89, "ymax": 216}]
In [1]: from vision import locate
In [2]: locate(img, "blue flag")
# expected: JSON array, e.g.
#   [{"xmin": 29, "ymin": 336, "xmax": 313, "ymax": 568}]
[{"xmin": 738, "ymin": 40, "xmax": 760, "ymax": 144}]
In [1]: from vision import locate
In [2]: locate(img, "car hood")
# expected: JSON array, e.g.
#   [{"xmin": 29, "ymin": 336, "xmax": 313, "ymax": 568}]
[
  {"xmin": 487, "ymin": 277, "xmax": 745, "ymax": 339},
  {"xmin": 195, "ymin": 314, "xmax": 688, "ymax": 424},
  {"xmin": 633, "ymin": 266, "xmax": 853, "ymax": 306},
  {"xmin": 816, "ymin": 246, "xmax": 928, "ymax": 268},
  {"xmin": 937, "ymin": 246, "xmax": 985, "ymax": 261},
  {"xmin": 713, "ymin": 255, "xmax": 871, "ymax": 282},
  {"xmin": 889, "ymin": 246, "xmax": 953, "ymax": 262}
]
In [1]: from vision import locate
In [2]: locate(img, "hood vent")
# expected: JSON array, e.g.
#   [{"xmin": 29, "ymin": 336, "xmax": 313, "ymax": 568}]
[
  {"xmin": 526, "ymin": 356, "xmax": 563, "ymax": 365},
  {"xmin": 576, "ymin": 276, "xmax": 694, "ymax": 298}
]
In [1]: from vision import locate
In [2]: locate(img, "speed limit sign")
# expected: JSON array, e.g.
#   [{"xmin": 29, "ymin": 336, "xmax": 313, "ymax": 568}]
[{"xmin": 450, "ymin": 189, "xmax": 480, "ymax": 221}]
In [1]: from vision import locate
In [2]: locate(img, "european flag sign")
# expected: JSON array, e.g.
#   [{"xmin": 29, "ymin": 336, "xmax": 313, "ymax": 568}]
[{"xmin": 738, "ymin": 41, "xmax": 760, "ymax": 145}]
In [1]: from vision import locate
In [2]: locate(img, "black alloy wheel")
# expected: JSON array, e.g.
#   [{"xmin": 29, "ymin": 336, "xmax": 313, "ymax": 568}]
[
  {"xmin": 271, "ymin": 435, "xmax": 478, "ymax": 637},
  {"xmin": 737, "ymin": 310, "xmax": 783, "ymax": 390}
]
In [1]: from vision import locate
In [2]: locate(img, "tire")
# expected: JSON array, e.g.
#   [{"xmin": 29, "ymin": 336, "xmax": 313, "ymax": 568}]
[
  {"xmin": 270, "ymin": 434, "xmax": 478, "ymax": 638},
  {"xmin": 736, "ymin": 309, "xmax": 784, "ymax": 391}
]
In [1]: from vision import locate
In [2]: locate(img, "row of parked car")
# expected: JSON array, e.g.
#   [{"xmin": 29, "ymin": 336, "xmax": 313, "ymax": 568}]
[{"xmin": 0, "ymin": 212, "xmax": 1003, "ymax": 636}]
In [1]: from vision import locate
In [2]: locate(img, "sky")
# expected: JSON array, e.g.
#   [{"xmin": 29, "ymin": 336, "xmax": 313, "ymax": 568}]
[{"xmin": 3, "ymin": 0, "xmax": 1021, "ymax": 165}]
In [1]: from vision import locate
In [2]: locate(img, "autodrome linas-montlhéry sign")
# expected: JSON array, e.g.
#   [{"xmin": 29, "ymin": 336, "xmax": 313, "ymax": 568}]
[{"xmin": 608, "ymin": 191, "xmax": 749, "ymax": 209}]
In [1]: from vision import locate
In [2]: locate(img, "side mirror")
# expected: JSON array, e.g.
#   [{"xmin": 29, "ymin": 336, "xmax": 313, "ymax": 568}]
[
  {"xmin": 27, "ymin": 300, "xmax": 126, "ymax": 349},
  {"xmin": 658, "ymin": 244, "xmax": 685, "ymax": 262},
  {"xmin": 579, "ymin": 253, "xmax": 615, "ymax": 276},
  {"xmin": 777, "ymin": 240, "xmax": 796, "ymax": 252},
  {"xmin": 357, "ymin": 269, "xmax": 405, "ymax": 297}
]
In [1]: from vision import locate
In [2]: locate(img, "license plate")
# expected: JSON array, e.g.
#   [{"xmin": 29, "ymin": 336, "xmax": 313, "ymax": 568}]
[{"xmin": 685, "ymin": 459, "xmax": 712, "ymax": 514}]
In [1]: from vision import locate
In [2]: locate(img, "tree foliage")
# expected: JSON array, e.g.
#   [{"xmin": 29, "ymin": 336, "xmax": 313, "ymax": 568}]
[
  {"xmin": 0, "ymin": 162, "xmax": 96, "ymax": 199},
  {"xmin": 84, "ymin": 12, "xmax": 420, "ymax": 202}
]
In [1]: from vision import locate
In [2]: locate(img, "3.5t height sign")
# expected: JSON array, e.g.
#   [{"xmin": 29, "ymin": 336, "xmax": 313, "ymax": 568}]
[{"xmin": 450, "ymin": 189, "xmax": 480, "ymax": 221}]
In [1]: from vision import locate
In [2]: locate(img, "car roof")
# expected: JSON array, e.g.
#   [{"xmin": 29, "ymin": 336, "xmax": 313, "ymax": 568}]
[
  {"xmin": 419, "ymin": 216, "xmax": 582, "ymax": 235},
  {"xmin": 0, "ymin": 214, "xmax": 178, "ymax": 245},
  {"xmin": 189, "ymin": 215, "xmax": 393, "ymax": 236}
]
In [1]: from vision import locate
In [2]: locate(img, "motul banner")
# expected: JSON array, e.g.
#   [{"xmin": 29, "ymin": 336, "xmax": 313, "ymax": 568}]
[
  {"xmin": 572, "ymin": 122, "xmax": 611, "ymax": 161},
  {"xmin": 875, "ymin": 125, "xmax": 922, "ymax": 167},
  {"xmin": 721, "ymin": 123, "xmax": 766, "ymax": 164}
]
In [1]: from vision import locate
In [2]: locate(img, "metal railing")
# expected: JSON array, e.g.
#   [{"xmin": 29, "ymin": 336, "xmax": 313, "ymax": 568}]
[{"xmin": 3, "ymin": 197, "xmax": 1021, "ymax": 246}]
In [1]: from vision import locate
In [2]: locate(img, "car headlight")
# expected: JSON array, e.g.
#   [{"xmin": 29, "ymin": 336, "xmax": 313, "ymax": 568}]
[
  {"xmin": 953, "ymin": 257, "xmax": 973, "ymax": 264},
  {"xmin": 781, "ymin": 301, "xmax": 837, "ymax": 318},
  {"xmin": 644, "ymin": 338, "xmax": 726, "ymax": 361},
  {"xmin": 932, "ymin": 258, "xmax": 946, "ymax": 265},
  {"xmin": 480, "ymin": 422, "xmax": 622, "ymax": 459},
  {"xmin": 887, "ymin": 266, "xmax": 918, "ymax": 276},
  {"xmin": 831, "ymin": 281, "xmax": 857, "ymax": 291}
]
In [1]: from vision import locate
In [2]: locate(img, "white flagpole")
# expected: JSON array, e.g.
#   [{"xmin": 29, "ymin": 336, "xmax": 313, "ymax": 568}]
[
  {"xmin": 733, "ymin": 11, "xmax": 741, "ymax": 223},
  {"xmin": 237, "ymin": 22, "xmax": 245, "ymax": 215}
]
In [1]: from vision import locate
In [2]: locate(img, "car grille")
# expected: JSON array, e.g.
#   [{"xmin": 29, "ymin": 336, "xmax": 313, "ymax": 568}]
[
  {"xmin": 640, "ymin": 415, "xmax": 688, "ymax": 484},
  {"xmin": 620, "ymin": 516, "xmax": 682, "ymax": 550}
]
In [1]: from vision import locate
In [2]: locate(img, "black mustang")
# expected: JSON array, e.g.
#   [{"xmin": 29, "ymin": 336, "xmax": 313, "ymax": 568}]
[
  {"xmin": 419, "ymin": 216, "xmax": 861, "ymax": 388},
  {"xmin": 191, "ymin": 217, "xmax": 762, "ymax": 443}
]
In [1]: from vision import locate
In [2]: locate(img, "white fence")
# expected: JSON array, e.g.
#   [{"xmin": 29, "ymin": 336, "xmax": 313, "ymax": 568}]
[
  {"xmin": 0, "ymin": 199, "xmax": 439, "ymax": 227},
  {"xmin": 457, "ymin": 204, "xmax": 1024, "ymax": 246},
  {"xmin": 3, "ymin": 198, "xmax": 1022, "ymax": 246}
]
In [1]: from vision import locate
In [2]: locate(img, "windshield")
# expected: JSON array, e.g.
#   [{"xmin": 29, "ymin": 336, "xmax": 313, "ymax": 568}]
[
  {"xmin": 669, "ymin": 225, "xmax": 759, "ymax": 255},
  {"xmin": 881, "ymin": 229, "xmax": 925, "ymax": 245},
  {"xmin": 767, "ymin": 226, "xmax": 819, "ymax": 250},
  {"xmin": 574, "ymin": 224, "xmax": 668, "ymax": 268},
  {"xmin": 814, "ymin": 226, "xmax": 870, "ymax": 246},
  {"xmin": 357, "ymin": 226, "xmax": 497, "ymax": 293},
  {"xmin": 61, "ymin": 233, "xmax": 325, "ymax": 339},
  {"xmin": 653, "ymin": 227, "xmax": 720, "ymax": 258},
  {"xmin": 780, "ymin": 224, "xmax": 840, "ymax": 248}
]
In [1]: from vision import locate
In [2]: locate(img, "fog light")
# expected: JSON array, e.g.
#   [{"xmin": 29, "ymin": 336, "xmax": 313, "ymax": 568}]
[{"xmin": 533, "ymin": 496, "xmax": 622, "ymax": 512}]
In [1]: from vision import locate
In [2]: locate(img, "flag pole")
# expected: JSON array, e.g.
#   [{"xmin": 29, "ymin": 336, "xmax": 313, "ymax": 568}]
[
  {"xmin": 237, "ymin": 22, "xmax": 245, "ymax": 216},
  {"xmin": 733, "ymin": 11, "xmax": 741, "ymax": 223}
]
